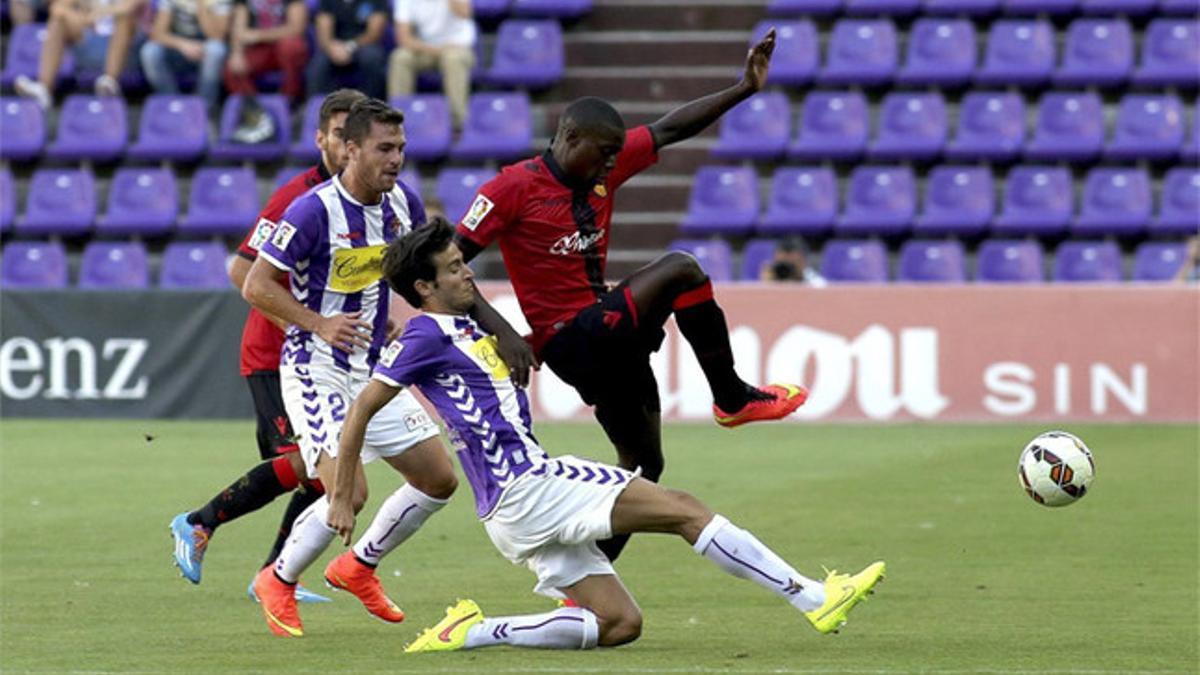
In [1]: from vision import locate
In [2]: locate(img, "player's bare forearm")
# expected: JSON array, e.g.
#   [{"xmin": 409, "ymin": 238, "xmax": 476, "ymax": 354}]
[
  {"xmin": 454, "ymin": 234, "xmax": 483, "ymax": 263},
  {"xmin": 243, "ymin": 258, "xmax": 320, "ymax": 333},
  {"xmin": 230, "ymin": 255, "xmax": 290, "ymax": 330},
  {"xmin": 469, "ymin": 286, "xmax": 539, "ymax": 388},
  {"xmin": 330, "ymin": 381, "xmax": 395, "ymax": 543}
]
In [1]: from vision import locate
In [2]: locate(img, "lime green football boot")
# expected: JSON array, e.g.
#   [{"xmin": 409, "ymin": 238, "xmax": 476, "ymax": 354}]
[
  {"xmin": 404, "ymin": 599, "xmax": 484, "ymax": 653},
  {"xmin": 805, "ymin": 561, "xmax": 886, "ymax": 634}
]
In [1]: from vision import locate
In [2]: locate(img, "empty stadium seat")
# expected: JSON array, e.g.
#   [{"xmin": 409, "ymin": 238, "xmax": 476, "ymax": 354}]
[
  {"xmin": 1132, "ymin": 242, "xmax": 1189, "ymax": 282},
  {"xmin": 976, "ymin": 239, "xmax": 1044, "ymax": 283},
  {"xmin": 993, "ymin": 166, "xmax": 1073, "ymax": 238},
  {"xmin": 668, "ymin": 239, "xmax": 734, "ymax": 282},
  {"xmin": 1184, "ymin": 103, "xmax": 1200, "ymax": 162},
  {"xmin": 1106, "ymin": 95, "xmax": 1185, "ymax": 160},
  {"xmin": 976, "ymin": 20, "xmax": 1055, "ymax": 86},
  {"xmin": 511, "ymin": 0, "xmax": 591, "ymax": 19},
  {"xmin": 1003, "ymin": 0, "xmax": 1076, "ymax": 14},
  {"xmin": 768, "ymin": 0, "xmax": 842, "ymax": 15},
  {"xmin": 436, "ymin": 167, "xmax": 497, "ymax": 222},
  {"xmin": 209, "ymin": 95, "xmax": 291, "ymax": 163},
  {"xmin": 391, "ymin": 95, "xmax": 452, "ymax": 162},
  {"xmin": 399, "ymin": 167, "xmax": 422, "ymax": 198},
  {"xmin": 487, "ymin": 20, "xmax": 564, "ymax": 89},
  {"xmin": 944, "ymin": 92, "xmax": 1025, "ymax": 162},
  {"xmin": 896, "ymin": 19, "xmax": 976, "ymax": 86},
  {"xmin": 273, "ymin": 165, "xmax": 307, "ymax": 190},
  {"xmin": 289, "ymin": 96, "xmax": 324, "ymax": 165},
  {"xmin": 1054, "ymin": 241, "xmax": 1122, "ymax": 283},
  {"xmin": 99, "ymin": 168, "xmax": 179, "ymax": 238},
  {"xmin": 450, "ymin": 92, "xmax": 532, "ymax": 161},
  {"xmin": 753, "ymin": 20, "xmax": 819, "ymax": 87},
  {"xmin": 1, "ymin": 23, "xmax": 73, "ymax": 89},
  {"xmin": 819, "ymin": 20, "xmax": 898, "ymax": 86},
  {"xmin": 79, "ymin": 241, "xmax": 150, "ymax": 289},
  {"xmin": 1080, "ymin": 0, "xmax": 1155, "ymax": 16},
  {"xmin": 923, "ymin": 0, "xmax": 999, "ymax": 15},
  {"xmin": 914, "ymin": 165, "xmax": 994, "ymax": 238},
  {"xmin": 18, "ymin": 168, "xmax": 95, "ymax": 237},
  {"xmin": 0, "ymin": 97, "xmax": 46, "ymax": 161},
  {"xmin": 898, "ymin": 239, "xmax": 966, "ymax": 282},
  {"xmin": 845, "ymin": 0, "xmax": 919, "ymax": 16},
  {"xmin": 179, "ymin": 167, "xmax": 260, "ymax": 237},
  {"xmin": 1159, "ymin": 0, "xmax": 1200, "ymax": 14},
  {"xmin": 821, "ymin": 240, "xmax": 889, "ymax": 282},
  {"xmin": 1, "ymin": 241, "xmax": 69, "ymax": 288},
  {"xmin": 473, "ymin": 0, "xmax": 511, "ymax": 20},
  {"xmin": 789, "ymin": 91, "xmax": 869, "ymax": 160},
  {"xmin": 0, "ymin": 168, "xmax": 13, "ymax": 233},
  {"xmin": 1055, "ymin": 19, "xmax": 1133, "ymax": 87},
  {"xmin": 1025, "ymin": 92, "xmax": 1104, "ymax": 162},
  {"xmin": 45, "ymin": 95, "xmax": 127, "ymax": 162},
  {"xmin": 869, "ymin": 92, "xmax": 947, "ymax": 160},
  {"xmin": 836, "ymin": 166, "xmax": 915, "ymax": 238},
  {"xmin": 127, "ymin": 95, "xmax": 208, "ymax": 163},
  {"xmin": 160, "ymin": 242, "xmax": 230, "ymax": 289},
  {"xmin": 741, "ymin": 239, "xmax": 778, "ymax": 280},
  {"xmin": 679, "ymin": 166, "xmax": 760, "ymax": 237},
  {"xmin": 759, "ymin": 167, "xmax": 838, "ymax": 237},
  {"xmin": 1134, "ymin": 20, "xmax": 1200, "ymax": 87},
  {"xmin": 1073, "ymin": 168, "xmax": 1151, "ymax": 238},
  {"xmin": 712, "ymin": 92, "xmax": 790, "ymax": 161},
  {"xmin": 1153, "ymin": 167, "xmax": 1200, "ymax": 236}
]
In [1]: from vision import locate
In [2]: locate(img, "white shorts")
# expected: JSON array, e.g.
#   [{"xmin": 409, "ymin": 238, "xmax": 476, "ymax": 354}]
[
  {"xmin": 280, "ymin": 363, "xmax": 440, "ymax": 479},
  {"xmin": 483, "ymin": 455, "xmax": 639, "ymax": 599}
]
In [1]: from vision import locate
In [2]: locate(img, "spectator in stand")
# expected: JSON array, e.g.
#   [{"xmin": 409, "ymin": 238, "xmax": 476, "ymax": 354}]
[
  {"xmin": 14, "ymin": 0, "xmax": 148, "ymax": 107},
  {"xmin": 306, "ymin": 0, "xmax": 387, "ymax": 99},
  {"xmin": 9, "ymin": 0, "xmax": 47, "ymax": 26},
  {"xmin": 1175, "ymin": 237, "xmax": 1200, "ymax": 284},
  {"xmin": 388, "ymin": 0, "xmax": 475, "ymax": 130},
  {"xmin": 223, "ymin": 0, "xmax": 309, "ymax": 103},
  {"xmin": 760, "ymin": 239, "xmax": 826, "ymax": 286},
  {"xmin": 140, "ymin": 0, "xmax": 232, "ymax": 110}
]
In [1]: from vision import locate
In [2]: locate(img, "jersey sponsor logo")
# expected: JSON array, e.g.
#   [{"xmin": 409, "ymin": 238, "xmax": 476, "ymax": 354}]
[
  {"xmin": 249, "ymin": 218, "xmax": 276, "ymax": 251},
  {"xmin": 470, "ymin": 335, "xmax": 510, "ymax": 381},
  {"xmin": 549, "ymin": 229, "xmax": 605, "ymax": 256},
  {"xmin": 461, "ymin": 195, "xmax": 494, "ymax": 231},
  {"xmin": 271, "ymin": 222, "xmax": 297, "ymax": 250},
  {"xmin": 328, "ymin": 244, "xmax": 385, "ymax": 293},
  {"xmin": 379, "ymin": 339, "xmax": 404, "ymax": 367}
]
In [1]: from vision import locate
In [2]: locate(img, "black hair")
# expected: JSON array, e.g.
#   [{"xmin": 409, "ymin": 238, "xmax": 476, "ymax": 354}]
[
  {"xmin": 318, "ymin": 89, "xmax": 367, "ymax": 133},
  {"xmin": 383, "ymin": 217, "xmax": 456, "ymax": 309},
  {"xmin": 341, "ymin": 98, "xmax": 405, "ymax": 146},
  {"xmin": 558, "ymin": 96, "xmax": 625, "ymax": 137}
]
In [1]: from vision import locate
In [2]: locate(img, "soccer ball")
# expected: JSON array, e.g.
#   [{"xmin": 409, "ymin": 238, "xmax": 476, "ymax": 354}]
[{"xmin": 1017, "ymin": 431, "xmax": 1095, "ymax": 507}]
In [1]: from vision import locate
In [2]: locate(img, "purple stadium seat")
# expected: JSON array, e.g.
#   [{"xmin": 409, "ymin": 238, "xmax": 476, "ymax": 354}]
[
  {"xmin": 1106, "ymin": 95, "xmax": 1185, "ymax": 161},
  {"xmin": 0, "ymin": 168, "xmax": 14, "ymax": 233},
  {"xmin": 18, "ymin": 168, "xmax": 95, "ymax": 237},
  {"xmin": 160, "ymin": 242, "xmax": 231, "ymax": 289},
  {"xmin": 898, "ymin": 239, "xmax": 966, "ymax": 282},
  {"xmin": 473, "ymin": 0, "xmax": 511, "ymax": 20},
  {"xmin": 1073, "ymin": 168, "xmax": 1151, "ymax": 238},
  {"xmin": 289, "ymin": 96, "xmax": 323, "ymax": 165},
  {"xmin": 768, "ymin": 0, "xmax": 842, "ymax": 15},
  {"xmin": 436, "ymin": 167, "xmax": 497, "ymax": 222},
  {"xmin": 1080, "ymin": 0, "xmax": 1155, "ymax": 14},
  {"xmin": 1055, "ymin": 19, "xmax": 1133, "ymax": 87},
  {"xmin": 487, "ymin": 20, "xmax": 564, "ymax": 89},
  {"xmin": 741, "ymin": 239, "xmax": 778, "ymax": 280},
  {"xmin": 759, "ymin": 167, "xmax": 838, "ymax": 237},
  {"xmin": 945, "ymin": 92, "xmax": 1025, "ymax": 162},
  {"xmin": 1159, "ymin": 0, "xmax": 1200, "ymax": 14},
  {"xmin": 1025, "ymin": 92, "xmax": 1104, "ymax": 162},
  {"xmin": 1132, "ymin": 242, "xmax": 1189, "ymax": 282},
  {"xmin": 836, "ymin": 166, "xmax": 916, "ymax": 238},
  {"xmin": 0, "ymin": 97, "xmax": 46, "ymax": 161},
  {"xmin": 1003, "ymin": 0, "xmax": 1076, "ymax": 13},
  {"xmin": 1134, "ymin": 21, "xmax": 1200, "ymax": 88},
  {"xmin": 977, "ymin": 240, "xmax": 1044, "ymax": 283},
  {"xmin": 1, "ymin": 241, "xmax": 68, "ymax": 288},
  {"xmin": 993, "ymin": 166, "xmax": 1073, "ymax": 238},
  {"xmin": 1153, "ymin": 167, "xmax": 1200, "ymax": 236},
  {"xmin": 180, "ymin": 167, "xmax": 261, "ymax": 237},
  {"xmin": 788, "ymin": 91, "xmax": 869, "ymax": 160},
  {"xmin": 821, "ymin": 240, "xmax": 889, "ymax": 283},
  {"xmin": 79, "ymin": 242, "xmax": 149, "ymax": 289},
  {"xmin": 398, "ymin": 167, "xmax": 422, "ymax": 198},
  {"xmin": 1183, "ymin": 103, "xmax": 1200, "ymax": 163},
  {"xmin": 450, "ymin": 93, "xmax": 532, "ymax": 162},
  {"xmin": 976, "ymin": 21, "xmax": 1055, "ymax": 86},
  {"xmin": 1, "ymin": 23, "xmax": 73, "ymax": 89},
  {"xmin": 45, "ymin": 95, "xmax": 127, "ymax": 162},
  {"xmin": 869, "ymin": 92, "xmax": 947, "ymax": 160},
  {"xmin": 510, "ymin": 0, "xmax": 591, "ymax": 19},
  {"xmin": 391, "ymin": 95, "xmax": 452, "ymax": 162},
  {"xmin": 819, "ymin": 20, "xmax": 898, "ymax": 86},
  {"xmin": 753, "ymin": 21, "xmax": 819, "ymax": 87},
  {"xmin": 668, "ymin": 239, "xmax": 734, "ymax": 282},
  {"xmin": 1054, "ymin": 241, "xmax": 1121, "ymax": 283},
  {"xmin": 712, "ymin": 92, "xmax": 791, "ymax": 161},
  {"xmin": 845, "ymin": 0, "xmax": 918, "ymax": 15},
  {"xmin": 923, "ymin": 0, "xmax": 999, "ymax": 14},
  {"xmin": 98, "ymin": 168, "xmax": 178, "ymax": 238},
  {"xmin": 896, "ymin": 19, "xmax": 976, "ymax": 86},
  {"xmin": 679, "ymin": 166, "xmax": 760, "ymax": 237},
  {"xmin": 274, "ymin": 166, "xmax": 307, "ymax": 190},
  {"xmin": 914, "ymin": 166, "xmax": 994, "ymax": 238},
  {"xmin": 127, "ymin": 95, "xmax": 208, "ymax": 163},
  {"xmin": 209, "ymin": 95, "xmax": 291, "ymax": 163}
]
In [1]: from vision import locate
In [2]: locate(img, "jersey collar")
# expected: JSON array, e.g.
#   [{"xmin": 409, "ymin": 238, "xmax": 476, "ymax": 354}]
[{"xmin": 541, "ymin": 148, "xmax": 591, "ymax": 193}]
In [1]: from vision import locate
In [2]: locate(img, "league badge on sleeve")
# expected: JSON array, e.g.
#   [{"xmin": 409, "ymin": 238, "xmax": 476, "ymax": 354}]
[
  {"xmin": 271, "ymin": 222, "xmax": 297, "ymax": 250},
  {"xmin": 461, "ymin": 195, "xmax": 494, "ymax": 231},
  {"xmin": 248, "ymin": 218, "xmax": 276, "ymax": 251},
  {"xmin": 380, "ymin": 340, "xmax": 404, "ymax": 367}
]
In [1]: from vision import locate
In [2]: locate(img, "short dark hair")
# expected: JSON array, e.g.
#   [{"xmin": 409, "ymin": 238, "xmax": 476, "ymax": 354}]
[
  {"xmin": 383, "ymin": 217, "xmax": 456, "ymax": 309},
  {"xmin": 558, "ymin": 96, "xmax": 625, "ymax": 137},
  {"xmin": 341, "ymin": 98, "xmax": 405, "ymax": 146},
  {"xmin": 318, "ymin": 89, "xmax": 367, "ymax": 133}
]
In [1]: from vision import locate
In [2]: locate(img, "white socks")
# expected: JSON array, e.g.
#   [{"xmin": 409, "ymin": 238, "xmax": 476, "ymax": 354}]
[
  {"xmin": 274, "ymin": 496, "xmax": 336, "ymax": 583},
  {"xmin": 693, "ymin": 514, "xmax": 826, "ymax": 612},
  {"xmin": 464, "ymin": 608, "xmax": 599, "ymax": 650},
  {"xmin": 352, "ymin": 483, "xmax": 447, "ymax": 565}
]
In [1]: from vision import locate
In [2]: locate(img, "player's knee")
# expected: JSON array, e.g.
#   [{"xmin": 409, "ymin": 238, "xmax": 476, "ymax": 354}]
[
  {"xmin": 424, "ymin": 472, "xmax": 458, "ymax": 501},
  {"xmin": 662, "ymin": 251, "xmax": 708, "ymax": 287},
  {"xmin": 667, "ymin": 488, "xmax": 713, "ymax": 535},
  {"xmin": 597, "ymin": 609, "xmax": 643, "ymax": 647}
]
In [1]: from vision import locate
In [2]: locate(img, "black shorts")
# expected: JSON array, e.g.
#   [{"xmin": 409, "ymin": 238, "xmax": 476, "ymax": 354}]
[
  {"xmin": 540, "ymin": 284, "xmax": 665, "ymax": 412},
  {"xmin": 245, "ymin": 370, "xmax": 299, "ymax": 460}
]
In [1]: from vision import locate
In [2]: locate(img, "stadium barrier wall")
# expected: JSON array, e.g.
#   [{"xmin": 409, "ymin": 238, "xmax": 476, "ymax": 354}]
[{"xmin": 1, "ymin": 285, "xmax": 1196, "ymax": 422}]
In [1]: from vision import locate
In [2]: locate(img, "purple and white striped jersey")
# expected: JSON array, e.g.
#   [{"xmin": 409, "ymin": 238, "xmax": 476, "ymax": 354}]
[
  {"xmin": 258, "ymin": 175, "xmax": 425, "ymax": 376},
  {"xmin": 372, "ymin": 313, "xmax": 549, "ymax": 518}
]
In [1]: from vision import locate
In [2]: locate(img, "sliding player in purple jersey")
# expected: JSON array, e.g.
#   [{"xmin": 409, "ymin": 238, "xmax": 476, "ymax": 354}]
[{"xmin": 326, "ymin": 221, "xmax": 886, "ymax": 652}]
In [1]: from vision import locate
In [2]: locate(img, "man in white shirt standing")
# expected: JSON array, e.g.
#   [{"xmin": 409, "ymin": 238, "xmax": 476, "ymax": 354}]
[{"xmin": 387, "ymin": 0, "xmax": 475, "ymax": 130}]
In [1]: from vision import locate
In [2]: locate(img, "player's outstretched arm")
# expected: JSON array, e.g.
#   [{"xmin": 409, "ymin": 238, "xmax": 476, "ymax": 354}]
[
  {"xmin": 328, "ymin": 380, "xmax": 400, "ymax": 545},
  {"xmin": 647, "ymin": 28, "xmax": 775, "ymax": 150}
]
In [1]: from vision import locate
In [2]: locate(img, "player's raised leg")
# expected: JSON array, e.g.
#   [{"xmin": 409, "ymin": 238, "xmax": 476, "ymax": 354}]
[{"xmin": 592, "ymin": 393, "xmax": 661, "ymax": 562}]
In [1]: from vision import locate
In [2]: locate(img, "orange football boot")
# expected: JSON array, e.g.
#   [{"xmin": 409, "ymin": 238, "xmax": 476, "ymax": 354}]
[
  {"xmin": 714, "ymin": 384, "xmax": 809, "ymax": 428},
  {"xmin": 324, "ymin": 551, "xmax": 406, "ymax": 623}
]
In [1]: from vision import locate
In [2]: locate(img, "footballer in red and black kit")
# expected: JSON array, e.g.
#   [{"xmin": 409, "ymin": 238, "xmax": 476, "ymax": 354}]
[{"xmin": 455, "ymin": 31, "xmax": 810, "ymax": 563}]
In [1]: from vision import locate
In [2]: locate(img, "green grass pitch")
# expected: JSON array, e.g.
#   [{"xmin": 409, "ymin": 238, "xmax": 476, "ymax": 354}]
[{"xmin": 1, "ymin": 420, "xmax": 1196, "ymax": 673}]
